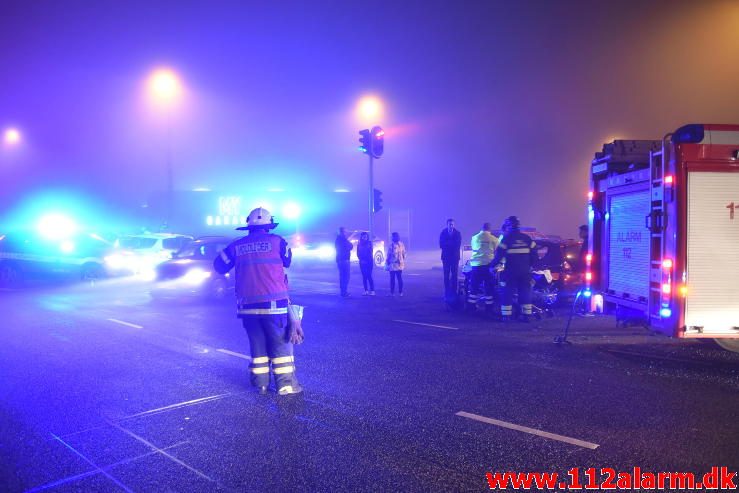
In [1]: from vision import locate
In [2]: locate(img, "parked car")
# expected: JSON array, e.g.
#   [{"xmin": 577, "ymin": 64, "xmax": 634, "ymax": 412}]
[
  {"xmin": 149, "ymin": 236, "xmax": 234, "ymax": 300},
  {"xmin": 0, "ymin": 232, "xmax": 110, "ymax": 285},
  {"xmin": 105, "ymin": 233, "xmax": 193, "ymax": 276},
  {"xmin": 347, "ymin": 231, "xmax": 385, "ymax": 266},
  {"xmin": 533, "ymin": 238, "xmax": 582, "ymax": 299}
]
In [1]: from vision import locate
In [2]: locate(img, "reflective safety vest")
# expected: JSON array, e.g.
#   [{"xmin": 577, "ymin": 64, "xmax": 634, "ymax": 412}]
[
  {"xmin": 220, "ymin": 232, "xmax": 289, "ymax": 310},
  {"xmin": 470, "ymin": 231, "xmax": 498, "ymax": 266}
]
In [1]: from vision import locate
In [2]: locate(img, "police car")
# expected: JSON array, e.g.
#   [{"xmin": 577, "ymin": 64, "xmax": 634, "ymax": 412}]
[
  {"xmin": 0, "ymin": 232, "xmax": 111, "ymax": 286},
  {"xmin": 104, "ymin": 233, "xmax": 193, "ymax": 276}
]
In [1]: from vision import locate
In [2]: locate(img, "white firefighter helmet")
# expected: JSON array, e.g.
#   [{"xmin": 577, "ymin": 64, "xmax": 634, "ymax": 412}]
[{"xmin": 238, "ymin": 207, "xmax": 279, "ymax": 231}]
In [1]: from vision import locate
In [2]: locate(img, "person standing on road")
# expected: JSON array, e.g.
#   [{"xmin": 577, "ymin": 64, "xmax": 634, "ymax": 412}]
[
  {"xmin": 493, "ymin": 215, "xmax": 538, "ymax": 322},
  {"xmin": 468, "ymin": 222, "xmax": 498, "ymax": 309},
  {"xmin": 386, "ymin": 232, "xmax": 406, "ymax": 296},
  {"xmin": 439, "ymin": 218, "xmax": 462, "ymax": 298},
  {"xmin": 357, "ymin": 231, "xmax": 376, "ymax": 295},
  {"xmin": 214, "ymin": 207, "xmax": 301, "ymax": 396},
  {"xmin": 335, "ymin": 227, "xmax": 353, "ymax": 298}
]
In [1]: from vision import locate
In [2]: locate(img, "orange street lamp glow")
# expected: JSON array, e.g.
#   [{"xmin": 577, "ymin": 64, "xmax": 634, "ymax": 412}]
[
  {"xmin": 356, "ymin": 95, "xmax": 383, "ymax": 122},
  {"xmin": 4, "ymin": 128, "xmax": 21, "ymax": 145},
  {"xmin": 147, "ymin": 68, "xmax": 183, "ymax": 105}
]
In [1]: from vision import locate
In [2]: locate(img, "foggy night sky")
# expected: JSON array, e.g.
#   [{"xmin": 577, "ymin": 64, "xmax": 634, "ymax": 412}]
[{"xmin": 1, "ymin": 0, "xmax": 738, "ymax": 244}]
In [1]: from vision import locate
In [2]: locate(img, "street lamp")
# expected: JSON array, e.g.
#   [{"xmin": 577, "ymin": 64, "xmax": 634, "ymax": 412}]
[
  {"xmin": 146, "ymin": 67, "xmax": 183, "ymax": 229},
  {"xmin": 147, "ymin": 68, "xmax": 182, "ymax": 107},
  {"xmin": 3, "ymin": 127, "xmax": 21, "ymax": 146},
  {"xmin": 355, "ymin": 96, "xmax": 383, "ymax": 125}
]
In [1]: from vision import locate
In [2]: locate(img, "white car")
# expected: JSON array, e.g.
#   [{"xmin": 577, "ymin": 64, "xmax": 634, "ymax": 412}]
[
  {"xmin": 347, "ymin": 231, "xmax": 385, "ymax": 266},
  {"xmin": 105, "ymin": 233, "xmax": 193, "ymax": 276}
]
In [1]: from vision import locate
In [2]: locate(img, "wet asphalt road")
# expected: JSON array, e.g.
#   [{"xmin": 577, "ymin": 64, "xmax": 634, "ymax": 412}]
[{"xmin": 1, "ymin": 257, "xmax": 738, "ymax": 492}]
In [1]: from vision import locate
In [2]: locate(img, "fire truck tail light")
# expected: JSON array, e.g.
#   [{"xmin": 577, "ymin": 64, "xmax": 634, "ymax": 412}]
[
  {"xmin": 664, "ymin": 175, "xmax": 674, "ymax": 185},
  {"xmin": 587, "ymin": 191, "xmax": 594, "ymax": 200},
  {"xmin": 586, "ymin": 253, "xmax": 593, "ymax": 264},
  {"xmin": 662, "ymin": 258, "xmax": 673, "ymax": 270},
  {"xmin": 585, "ymin": 271, "xmax": 593, "ymax": 281},
  {"xmin": 662, "ymin": 283, "xmax": 671, "ymax": 294}
]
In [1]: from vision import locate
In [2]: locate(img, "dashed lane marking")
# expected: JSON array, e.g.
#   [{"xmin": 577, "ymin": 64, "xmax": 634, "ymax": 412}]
[
  {"xmin": 106, "ymin": 318, "xmax": 143, "ymax": 329},
  {"xmin": 455, "ymin": 411, "xmax": 600, "ymax": 450},
  {"xmin": 216, "ymin": 348, "xmax": 252, "ymax": 361},
  {"xmin": 393, "ymin": 319, "xmax": 460, "ymax": 330}
]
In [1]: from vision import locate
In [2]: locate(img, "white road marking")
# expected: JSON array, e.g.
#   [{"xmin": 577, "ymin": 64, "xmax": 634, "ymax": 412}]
[
  {"xmin": 455, "ymin": 411, "xmax": 600, "ymax": 450},
  {"xmin": 217, "ymin": 348, "xmax": 252, "ymax": 360},
  {"xmin": 106, "ymin": 318, "xmax": 143, "ymax": 329},
  {"xmin": 393, "ymin": 319, "xmax": 460, "ymax": 330},
  {"xmin": 27, "ymin": 441, "xmax": 188, "ymax": 492},
  {"xmin": 122, "ymin": 393, "xmax": 230, "ymax": 420},
  {"xmin": 51, "ymin": 433, "xmax": 134, "ymax": 493},
  {"xmin": 108, "ymin": 420, "xmax": 217, "ymax": 483}
]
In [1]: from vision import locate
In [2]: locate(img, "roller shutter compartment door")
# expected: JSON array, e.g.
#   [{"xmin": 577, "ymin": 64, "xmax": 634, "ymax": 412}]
[
  {"xmin": 685, "ymin": 172, "xmax": 739, "ymax": 333},
  {"xmin": 607, "ymin": 189, "xmax": 650, "ymax": 300}
]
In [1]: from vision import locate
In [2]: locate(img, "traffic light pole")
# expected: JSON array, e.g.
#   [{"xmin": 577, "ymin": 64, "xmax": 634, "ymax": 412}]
[{"xmin": 368, "ymin": 153, "xmax": 374, "ymax": 239}]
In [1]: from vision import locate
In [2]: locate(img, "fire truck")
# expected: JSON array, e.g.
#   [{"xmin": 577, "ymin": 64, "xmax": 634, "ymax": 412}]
[{"xmin": 585, "ymin": 123, "xmax": 739, "ymax": 352}]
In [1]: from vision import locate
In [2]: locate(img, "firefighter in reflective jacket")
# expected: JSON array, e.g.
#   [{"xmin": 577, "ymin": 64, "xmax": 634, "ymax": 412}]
[
  {"xmin": 468, "ymin": 223, "xmax": 498, "ymax": 308},
  {"xmin": 492, "ymin": 216, "xmax": 538, "ymax": 322},
  {"xmin": 214, "ymin": 207, "xmax": 301, "ymax": 396}
]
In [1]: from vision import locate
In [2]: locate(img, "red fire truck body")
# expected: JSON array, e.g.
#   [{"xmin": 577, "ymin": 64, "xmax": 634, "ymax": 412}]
[{"xmin": 586, "ymin": 123, "xmax": 739, "ymax": 344}]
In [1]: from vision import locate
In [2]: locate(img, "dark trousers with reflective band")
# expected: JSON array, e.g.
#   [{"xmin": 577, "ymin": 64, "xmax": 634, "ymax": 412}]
[
  {"xmin": 469, "ymin": 265, "xmax": 494, "ymax": 305},
  {"xmin": 242, "ymin": 314, "xmax": 298, "ymax": 392},
  {"xmin": 442, "ymin": 259, "xmax": 459, "ymax": 296},
  {"xmin": 500, "ymin": 271, "xmax": 532, "ymax": 316},
  {"xmin": 337, "ymin": 260, "xmax": 350, "ymax": 295},
  {"xmin": 360, "ymin": 262, "xmax": 374, "ymax": 291}
]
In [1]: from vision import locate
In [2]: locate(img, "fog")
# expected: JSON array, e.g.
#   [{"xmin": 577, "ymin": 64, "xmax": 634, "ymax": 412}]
[{"xmin": 1, "ymin": 0, "xmax": 738, "ymax": 245}]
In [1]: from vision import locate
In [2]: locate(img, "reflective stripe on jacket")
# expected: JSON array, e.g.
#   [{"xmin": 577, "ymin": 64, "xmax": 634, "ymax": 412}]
[{"xmin": 493, "ymin": 230, "xmax": 537, "ymax": 275}]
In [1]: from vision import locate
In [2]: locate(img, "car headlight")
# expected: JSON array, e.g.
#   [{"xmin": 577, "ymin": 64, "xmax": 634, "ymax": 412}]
[
  {"xmin": 105, "ymin": 254, "xmax": 125, "ymax": 269},
  {"xmin": 317, "ymin": 243, "xmax": 335, "ymax": 259},
  {"xmin": 182, "ymin": 268, "xmax": 212, "ymax": 285}
]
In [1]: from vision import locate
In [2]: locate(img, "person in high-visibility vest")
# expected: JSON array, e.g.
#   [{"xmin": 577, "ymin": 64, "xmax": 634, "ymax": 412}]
[
  {"xmin": 214, "ymin": 207, "xmax": 301, "ymax": 396},
  {"xmin": 493, "ymin": 216, "xmax": 538, "ymax": 322},
  {"xmin": 468, "ymin": 223, "xmax": 498, "ymax": 309}
]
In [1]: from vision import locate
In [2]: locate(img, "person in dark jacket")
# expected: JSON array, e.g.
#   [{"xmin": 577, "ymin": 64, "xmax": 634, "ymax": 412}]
[
  {"xmin": 356, "ymin": 231, "xmax": 376, "ymax": 295},
  {"xmin": 439, "ymin": 218, "xmax": 462, "ymax": 297},
  {"xmin": 492, "ymin": 216, "xmax": 539, "ymax": 322},
  {"xmin": 335, "ymin": 227, "xmax": 353, "ymax": 297}
]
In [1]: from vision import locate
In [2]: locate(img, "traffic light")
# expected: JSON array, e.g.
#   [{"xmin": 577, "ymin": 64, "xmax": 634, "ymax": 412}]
[
  {"xmin": 373, "ymin": 188, "xmax": 383, "ymax": 213},
  {"xmin": 358, "ymin": 129, "xmax": 371, "ymax": 154},
  {"xmin": 370, "ymin": 125, "xmax": 384, "ymax": 158}
]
